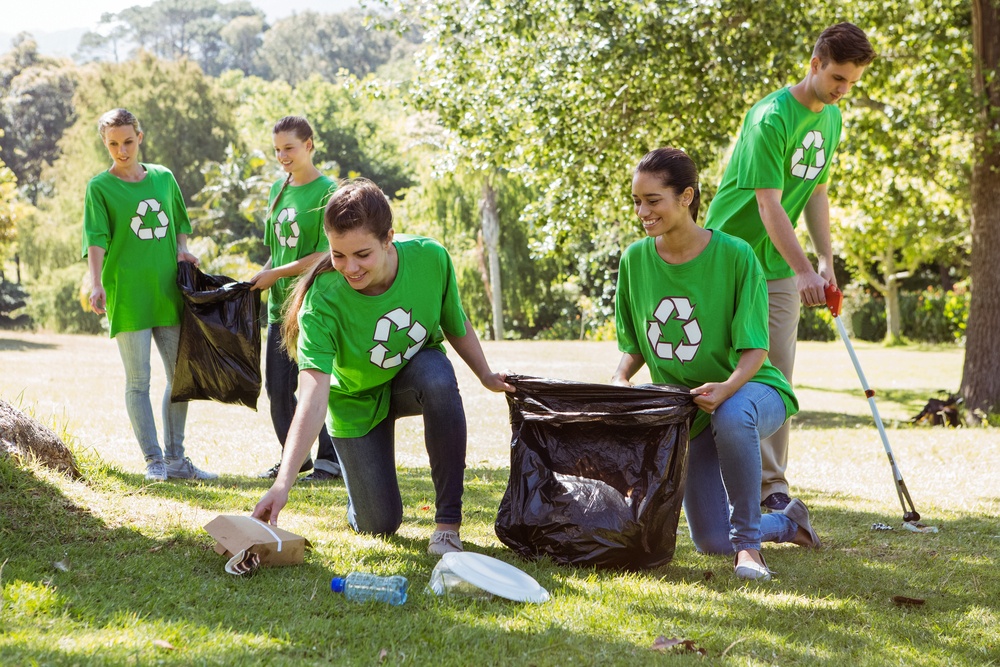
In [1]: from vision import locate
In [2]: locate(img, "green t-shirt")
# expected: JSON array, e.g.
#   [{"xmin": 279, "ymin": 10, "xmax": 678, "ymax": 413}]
[
  {"xmin": 615, "ymin": 231, "xmax": 798, "ymax": 438},
  {"xmin": 704, "ymin": 87, "xmax": 842, "ymax": 280},
  {"xmin": 81, "ymin": 163, "xmax": 192, "ymax": 337},
  {"xmin": 296, "ymin": 235, "xmax": 469, "ymax": 438},
  {"xmin": 263, "ymin": 175, "xmax": 335, "ymax": 323}
]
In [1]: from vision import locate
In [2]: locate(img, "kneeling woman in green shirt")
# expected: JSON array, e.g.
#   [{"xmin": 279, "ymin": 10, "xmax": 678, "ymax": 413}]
[
  {"xmin": 612, "ymin": 148, "xmax": 819, "ymax": 581},
  {"xmin": 253, "ymin": 178, "xmax": 513, "ymax": 555}
]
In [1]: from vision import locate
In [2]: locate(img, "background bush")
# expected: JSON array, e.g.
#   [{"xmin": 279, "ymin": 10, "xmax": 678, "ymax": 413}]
[{"xmin": 24, "ymin": 266, "xmax": 104, "ymax": 334}]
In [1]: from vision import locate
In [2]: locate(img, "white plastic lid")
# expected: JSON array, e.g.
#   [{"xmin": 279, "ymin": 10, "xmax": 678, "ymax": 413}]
[{"xmin": 440, "ymin": 552, "xmax": 550, "ymax": 603}]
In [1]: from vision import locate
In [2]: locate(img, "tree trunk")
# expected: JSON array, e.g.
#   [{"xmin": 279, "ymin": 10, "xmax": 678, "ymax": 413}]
[
  {"xmin": 480, "ymin": 178, "xmax": 504, "ymax": 341},
  {"xmin": 883, "ymin": 249, "xmax": 903, "ymax": 344},
  {"xmin": 0, "ymin": 399, "xmax": 81, "ymax": 478},
  {"xmin": 961, "ymin": 0, "xmax": 1000, "ymax": 415}
]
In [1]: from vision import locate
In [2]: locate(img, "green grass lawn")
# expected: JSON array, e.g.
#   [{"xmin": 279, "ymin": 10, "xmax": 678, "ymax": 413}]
[{"xmin": 1, "ymin": 333, "xmax": 998, "ymax": 666}]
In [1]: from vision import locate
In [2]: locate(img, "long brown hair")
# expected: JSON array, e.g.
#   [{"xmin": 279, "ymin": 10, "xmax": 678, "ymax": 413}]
[{"xmin": 281, "ymin": 178, "xmax": 393, "ymax": 357}]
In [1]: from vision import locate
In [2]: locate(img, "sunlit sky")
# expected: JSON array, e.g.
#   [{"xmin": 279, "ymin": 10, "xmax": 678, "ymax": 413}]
[{"xmin": 5, "ymin": 0, "xmax": 357, "ymax": 34}]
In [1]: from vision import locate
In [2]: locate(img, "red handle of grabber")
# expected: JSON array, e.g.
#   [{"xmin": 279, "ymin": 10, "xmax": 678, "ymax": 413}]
[{"xmin": 825, "ymin": 284, "xmax": 844, "ymax": 317}]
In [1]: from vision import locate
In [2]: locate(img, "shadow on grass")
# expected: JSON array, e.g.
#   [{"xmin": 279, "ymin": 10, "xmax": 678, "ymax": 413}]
[
  {"xmin": 0, "ymin": 335, "xmax": 56, "ymax": 352},
  {"xmin": 3, "ymin": 460, "xmax": 998, "ymax": 665}
]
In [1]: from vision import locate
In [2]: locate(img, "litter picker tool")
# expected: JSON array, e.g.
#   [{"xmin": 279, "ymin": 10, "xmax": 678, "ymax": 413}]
[{"xmin": 824, "ymin": 285, "xmax": 922, "ymax": 524}]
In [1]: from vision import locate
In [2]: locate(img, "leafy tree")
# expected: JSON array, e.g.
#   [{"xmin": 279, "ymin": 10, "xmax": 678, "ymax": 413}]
[
  {"xmin": 192, "ymin": 143, "xmax": 271, "ymax": 264},
  {"xmin": 217, "ymin": 71, "xmax": 414, "ymax": 197},
  {"xmin": 259, "ymin": 10, "xmax": 417, "ymax": 85},
  {"xmin": 69, "ymin": 53, "xmax": 238, "ymax": 202},
  {"xmin": 79, "ymin": 0, "xmax": 265, "ymax": 76},
  {"xmin": 0, "ymin": 34, "xmax": 78, "ymax": 204},
  {"xmin": 832, "ymin": 0, "xmax": 974, "ymax": 343},
  {"xmin": 961, "ymin": 0, "xmax": 1000, "ymax": 415}
]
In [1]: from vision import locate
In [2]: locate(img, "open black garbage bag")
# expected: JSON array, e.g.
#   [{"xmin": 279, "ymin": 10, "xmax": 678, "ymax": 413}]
[
  {"xmin": 496, "ymin": 374, "xmax": 698, "ymax": 570},
  {"xmin": 171, "ymin": 261, "xmax": 262, "ymax": 409}
]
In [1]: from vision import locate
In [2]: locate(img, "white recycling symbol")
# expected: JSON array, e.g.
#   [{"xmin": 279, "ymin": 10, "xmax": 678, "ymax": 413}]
[
  {"xmin": 368, "ymin": 307, "xmax": 428, "ymax": 369},
  {"xmin": 646, "ymin": 296, "xmax": 702, "ymax": 363},
  {"xmin": 129, "ymin": 199, "xmax": 169, "ymax": 240},
  {"xmin": 274, "ymin": 207, "xmax": 300, "ymax": 248},
  {"xmin": 790, "ymin": 130, "xmax": 826, "ymax": 181}
]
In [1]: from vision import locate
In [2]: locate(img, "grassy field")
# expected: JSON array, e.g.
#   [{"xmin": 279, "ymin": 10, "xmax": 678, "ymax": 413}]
[{"xmin": 1, "ymin": 331, "xmax": 998, "ymax": 666}]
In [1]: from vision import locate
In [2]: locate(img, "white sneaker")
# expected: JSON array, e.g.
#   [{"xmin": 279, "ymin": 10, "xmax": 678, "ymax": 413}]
[
  {"xmin": 427, "ymin": 530, "xmax": 463, "ymax": 556},
  {"xmin": 145, "ymin": 460, "xmax": 167, "ymax": 482},
  {"xmin": 165, "ymin": 457, "xmax": 218, "ymax": 480}
]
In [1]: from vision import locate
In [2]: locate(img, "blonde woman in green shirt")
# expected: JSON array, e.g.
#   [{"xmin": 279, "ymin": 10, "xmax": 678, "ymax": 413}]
[{"xmin": 82, "ymin": 108, "xmax": 216, "ymax": 482}]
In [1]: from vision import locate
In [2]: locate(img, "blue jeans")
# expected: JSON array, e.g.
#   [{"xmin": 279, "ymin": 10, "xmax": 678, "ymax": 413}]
[
  {"xmin": 683, "ymin": 381, "xmax": 798, "ymax": 554},
  {"xmin": 332, "ymin": 348, "xmax": 467, "ymax": 535},
  {"xmin": 265, "ymin": 323, "xmax": 339, "ymax": 473},
  {"xmin": 115, "ymin": 326, "xmax": 187, "ymax": 463}
]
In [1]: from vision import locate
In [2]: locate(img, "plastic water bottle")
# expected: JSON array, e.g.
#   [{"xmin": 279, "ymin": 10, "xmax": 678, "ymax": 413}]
[{"xmin": 330, "ymin": 572, "xmax": 408, "ymax": 605}]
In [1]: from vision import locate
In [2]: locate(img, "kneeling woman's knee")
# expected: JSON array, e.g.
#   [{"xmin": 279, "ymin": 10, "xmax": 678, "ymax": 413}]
[
  {"xmin": 712, "ymin": 399, "xmax": 755, "ymax": 434},
  {"xmin": 690, "ymin": 530, "xmax": 735, "ymax": 556}
]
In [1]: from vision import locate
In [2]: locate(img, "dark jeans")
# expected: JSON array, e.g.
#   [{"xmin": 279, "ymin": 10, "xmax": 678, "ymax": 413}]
[
  {"xmin": 333, "ymin": 348, "xmax": 467, "ymax": 535},
  {"xmin": 265, "ymin": 323, "xmax": 339, "ymax": 473}
]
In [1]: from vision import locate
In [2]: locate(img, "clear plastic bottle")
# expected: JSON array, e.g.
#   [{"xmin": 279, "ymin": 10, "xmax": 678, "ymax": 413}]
[{"xmin": 330, "ymin": 572, "xmax": 408, "ymax": 605}]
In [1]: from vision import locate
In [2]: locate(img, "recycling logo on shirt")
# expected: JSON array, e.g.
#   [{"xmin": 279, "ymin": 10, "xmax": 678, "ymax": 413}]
[
  {"xmin": 647, "ymin": 296, "xmax": 701, "ymax": 363},
  {"xmin": 129, "ymin": 198, "xmax": 169, "ymax": 240},
  {"xmin": 790, "ymin": 130, "xmax": 826, "ymax": 181},
  {"xmin": 274, "ymin": 207, "xmax": 300, "ymax": 248},
  {"xmin": 368, "ymin": 307, "xmax": 428, "ymax": 369}
]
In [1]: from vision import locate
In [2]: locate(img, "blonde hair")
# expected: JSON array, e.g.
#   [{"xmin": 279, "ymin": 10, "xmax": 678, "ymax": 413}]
[{"xmin": 98, "ymin": 108, "xmax": 141, "ymax": 139}]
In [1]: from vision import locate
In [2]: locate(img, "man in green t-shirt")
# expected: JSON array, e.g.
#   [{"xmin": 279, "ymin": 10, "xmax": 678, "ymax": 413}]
[{"xmin": 704, "ymin": 23, "xmax": 876, "ymax": 512}]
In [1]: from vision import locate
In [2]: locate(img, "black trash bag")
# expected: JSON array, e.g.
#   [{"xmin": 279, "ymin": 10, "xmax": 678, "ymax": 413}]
[
  {"xmin": 171, "ymin": 261, "xmax": 262, "ymax": 409},
  {"xmin": 495, "ymin": 374, "xmax": 698, "ymax": 570}
]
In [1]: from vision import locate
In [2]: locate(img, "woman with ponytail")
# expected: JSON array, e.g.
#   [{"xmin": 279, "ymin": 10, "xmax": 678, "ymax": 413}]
[
  {"xmin": 253, "ymin": 178, "xmax": 512, "ymax": 555},
  {"xmin": 250, "ymin": 116, "xmax": 342, "ymax": 482},
  {"xmin": 611, "ymin": 147, "xmax": 820, "ymax": 581}
]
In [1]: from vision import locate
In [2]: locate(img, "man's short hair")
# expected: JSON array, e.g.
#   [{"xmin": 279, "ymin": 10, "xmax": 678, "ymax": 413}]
[{"xmin": 814, "ymin": 22, "xmax": 877, "ymax": 67}]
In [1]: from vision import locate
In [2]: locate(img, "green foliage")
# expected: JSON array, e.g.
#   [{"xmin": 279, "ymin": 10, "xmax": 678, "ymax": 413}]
[
  {"xmin": 193, "ymin": 143, "xmax": 271, "ymax": 264},
  {"xmin": 259, "ymin": 10, "xmax": 420, "ymax": 85},
  {"xmin": 78, "ymin": 0, "xmax": 267, "ymax": 77},
  {"xmin": 404, "ymin": 0, "xmax": 833, "ymax": 248},
  {"xmin": 798, "ymin": 305, "xmax": 837, "ymax": 342},
  {"xmin": 0, "ymin": 279, "xmax": 30, "ymax": 328},
  {"xmin": 23, "ymin": 264, "xmax": 104, "ymax": 334},
  {"xmin": 904, "ymin": 281, "xmax": 970, "ymax": 343},
  {"xmin": 832, "ymin": 0, "xmax": 974, "ymax": 314},
  {"xmin": 71, "ymin": 53, "xmax": 239, "ymax": 203},
  {"xmin": 841, "ymin": 283, "xmax": 969, "ymax": 343},
  {"xmin": 0, "ymin": 35, "xmax": 79, "ymax": 204},
  {"xmin": 217, "ymin": 72, "xmax": 415, "ymax": 198}
]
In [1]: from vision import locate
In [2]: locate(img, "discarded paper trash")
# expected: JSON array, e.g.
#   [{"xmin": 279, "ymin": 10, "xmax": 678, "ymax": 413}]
[
  {"xmin": 428, "ymin": 552, "xmax": 549, "ymax": 603},
  {"xmin": 204, "ymin": 515, "xmax": 311, "ymax": 574}
]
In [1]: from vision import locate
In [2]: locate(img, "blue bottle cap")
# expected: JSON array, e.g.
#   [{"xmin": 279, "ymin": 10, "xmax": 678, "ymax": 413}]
[{"xmin": 330, "ymin": 577, "xmax": 345, "ymax": 593}]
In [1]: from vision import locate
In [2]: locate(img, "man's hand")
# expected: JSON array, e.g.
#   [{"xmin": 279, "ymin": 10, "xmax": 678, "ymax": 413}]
[{"xmin": 796, "ymin": 268, "xmax": 829, "ymax": 307}]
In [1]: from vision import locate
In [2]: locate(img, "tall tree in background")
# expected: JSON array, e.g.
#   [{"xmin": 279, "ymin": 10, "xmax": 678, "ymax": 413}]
[
  {"xmin": 79, "ymin": 0, "xmax": 265, "ymax": 76},
  {"xmin": 961, "ymin": 0, "xmax": 1000, "ymax": 415},
  {"xmin": 834, "ymin": 0, "xmax": 973, "ymax": 343},
  {"xmin": 0, "ymin": 34, "xmax": 78, "ymax": 204}
]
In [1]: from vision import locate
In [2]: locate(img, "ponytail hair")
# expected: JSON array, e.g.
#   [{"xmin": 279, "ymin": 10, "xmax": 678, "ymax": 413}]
[
  {"xmin": 634, "ymin": 147, "xmax": 701, "ymax": 221},
  {"xmin": 280, "ymin": 177, "xmax": 393, "ymax": 358},
  {"xmin": 281, "ymin": 253, "xmax": 334, "ymax": 360}
]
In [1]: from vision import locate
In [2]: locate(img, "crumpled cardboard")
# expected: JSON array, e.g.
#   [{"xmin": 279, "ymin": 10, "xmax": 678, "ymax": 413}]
[{"xmin": 204, "ymin": 515, "xmax": 311, "ymax": 570}]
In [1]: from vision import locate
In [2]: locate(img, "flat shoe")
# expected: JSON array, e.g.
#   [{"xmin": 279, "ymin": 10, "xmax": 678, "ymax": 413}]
[
  {"xmin": 784, "ymin": 498, "xmax": 822, "ymax": 548},
  {"xmin": 734, "ymin": 552, "xmax": 772, "ymax": 581}
]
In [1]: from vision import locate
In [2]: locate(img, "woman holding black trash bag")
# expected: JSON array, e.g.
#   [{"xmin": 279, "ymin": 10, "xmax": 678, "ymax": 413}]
[
  {"xmin": 611, "ymin": 147, "xmax": 820, "ymax": 581},
  {"xmin": 250, "ymin": 116, "xmax": 342, "ymax": 483},
  {"xmin": 252, "ymin": 178, "xmax": 513, "ymax": 555},
  {"xmin": 83, "ymin": 108, "xmax": 217, "ymax": 482}
]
